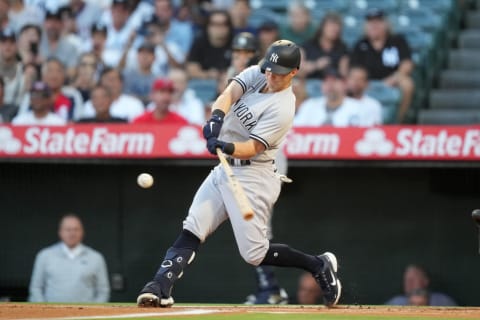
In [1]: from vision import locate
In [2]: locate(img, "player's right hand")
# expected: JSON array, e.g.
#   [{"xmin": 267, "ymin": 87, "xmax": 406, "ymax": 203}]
[
  {"xmin": 203, "ymin": 109, "xmax": 225, "ymax": 140},
  {"xmin": 206, "ymin": 137, "xmax": 234, "ymax": 155}
]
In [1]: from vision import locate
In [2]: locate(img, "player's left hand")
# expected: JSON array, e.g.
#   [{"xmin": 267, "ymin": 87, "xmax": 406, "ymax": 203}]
[
  {"xmin": 203, "ymin": 109, "xmax": 225, "ymax": 140},
  {"xmin": 206, "ymin": 137, "xmax": 234, "ymax": 155}
]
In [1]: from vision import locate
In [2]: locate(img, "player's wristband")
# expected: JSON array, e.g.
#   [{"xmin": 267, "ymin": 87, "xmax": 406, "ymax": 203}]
[
  {"xmin": 223, "ymin": 142, "xmax": 235, "ymax": 155},
  {"xmin": 212, "ymin": 109, "xmax": 226, "ymax": 120}
]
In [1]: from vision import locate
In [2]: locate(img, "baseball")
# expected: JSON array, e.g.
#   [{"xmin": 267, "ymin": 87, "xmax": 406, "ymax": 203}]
[{"xmin": 137, "ymin": 173, "xmax": 154, "ymax": 188}]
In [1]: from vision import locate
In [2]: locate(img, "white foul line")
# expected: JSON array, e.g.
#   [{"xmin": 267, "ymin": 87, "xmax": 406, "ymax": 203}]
[{"xmin": 18, "ymin": 309, "xmax": 222, "ymax": 320}]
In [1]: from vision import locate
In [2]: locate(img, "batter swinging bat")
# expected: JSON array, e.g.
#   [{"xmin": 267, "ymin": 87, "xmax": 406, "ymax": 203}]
[{"xmin": 216, "ymin": 148, "xmax": 254, "ymax": 221}]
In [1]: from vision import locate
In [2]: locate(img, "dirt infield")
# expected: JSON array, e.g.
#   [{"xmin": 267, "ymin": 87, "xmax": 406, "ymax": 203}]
[{"xmin": 1, "ymin": 303, "xmax": 480, "ymax": 320}]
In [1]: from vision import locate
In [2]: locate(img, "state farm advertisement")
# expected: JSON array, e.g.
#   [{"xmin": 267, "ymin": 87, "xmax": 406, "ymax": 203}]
[
  {"xmin": 0, "ymin": 124, "xmax": 480, "ymax": 160},
  {"xmin": 0, "ymin": 124, "xmax": 210, "ymax": 158},
  {"xmin": 286, "ymin": 127, "xmax": 480, "ymax": 160}
]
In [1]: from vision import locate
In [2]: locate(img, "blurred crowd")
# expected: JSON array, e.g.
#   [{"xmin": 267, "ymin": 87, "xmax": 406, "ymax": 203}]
[{"xmin": 0, "ymin": 0, "xmax": 418, "ymax": 127}]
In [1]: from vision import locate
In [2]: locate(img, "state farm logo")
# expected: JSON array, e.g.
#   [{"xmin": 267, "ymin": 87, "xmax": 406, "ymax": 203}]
[
  {"xmin": 1, "ymin": 126, "xmax": 155, "ymax": 155},
  {"xmin": 355, "ymin": 128, "xmax": 394, "ymax": 156},
  {"xmin": 354, "ymin": 128, "xmax": 480, "ymax": 157},
  {"xmin": 285, "ymin": 130, "xmax": 340, "ymax": 155},
  {"xmin": 169, "ymin": 126, "xmax": 205, "ymax": 155},
  {"xmin": 0, "ymin": 127, "xmax": 22, "ymax": 154}
]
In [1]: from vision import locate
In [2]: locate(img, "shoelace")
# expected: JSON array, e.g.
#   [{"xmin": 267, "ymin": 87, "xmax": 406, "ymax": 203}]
[{"xmin": 315, "ymin": 271, "xmax": 333, "ymax": 295}]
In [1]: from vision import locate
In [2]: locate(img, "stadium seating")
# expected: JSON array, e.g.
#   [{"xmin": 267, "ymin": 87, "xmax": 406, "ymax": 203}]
[
  {"xmin": 247, "ymin": 8, "xmax": 283, "ymax": 28},
  {"xmin": 249, "ymin": 0, "xmax": 289, "ymax": 12},
  {"xmin": 307, "ymin": 0, "xmax": 349, "ymax": 13},
  {"xmin": 305, "ymin": 79, "xmax": 323, "ymax": 98},
  {"xmin": 348, "ymin": 0, "xmax": 399, "ymax": 15},
  {"xmin": 365, "ymin": 81, "xmax": 401, "ymax": 124},
  {"xmin": 418, "ymin": 109, "xmax": 480, "ymax": 124},
  {"xmin": 187, "ymin": 79, "xmax": 217, "ymax": 105}
]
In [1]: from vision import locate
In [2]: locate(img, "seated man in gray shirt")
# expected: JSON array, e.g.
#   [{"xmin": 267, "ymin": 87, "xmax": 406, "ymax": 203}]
[
  {"xmin": 385, "ymin": 264, "xmax": 457, "ymax": 306},
  {"xmin": 29, "ymin": 214, "xmax": 110, "ymax": 303}
]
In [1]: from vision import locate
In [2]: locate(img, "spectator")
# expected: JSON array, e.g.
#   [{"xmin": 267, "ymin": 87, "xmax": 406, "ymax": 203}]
[
  {"xmin": 151, "ymin": 0, "xmax": 194, "ymax": 60},
  {"xmin": 257, "ymin": 20, "xmax": 280, "ymax": 59},
  {"xmin": 408, "ymin": 288, "xmax": 430, "ymax": 306},
  {"xmin": 186, "ymin": 10, "xmax": 233, "ymax": 80},
  {"xmin": 70, "ymin": 0, "xmax": 103, "ymax": 45},
  {"xmin": 100, "ymin": 0, "xmax": 153, "ymax": 47},
  {"xmin": 12, "ymin": 81, "xmax": 65, "ymax": 125},
  {"xmin": 294, "ymin": 68, "xmax": 361, "ymax": 127},
  {"xmin": 226, "ymin": 31, "xmax": 258, "ymax": 80},
  {"xmin": 300, "ymin": 13, "xmax": 348, "ymax": 79},
  {"xmin": 349, "ymin": 8, "xmax": 414, "ymax": 123},
  {"xmin": 28, "ymin": 213, "xmax": 110, "ymax": 303},
  {"xmin": 88, "ymin": 24, "xmax": 108, "ymax": 69},
  {"xmin": 132, "ymin": 78, "xmax": 188, "ymax": 124},
  {"xmin": 123, "ymin": 43, "xmax": 157, "ymax": 105},
  {"xmin": 175, "ymin": 0, "xmax": 210, "ymax": 31},
  {"xmin": 82, "ymin": 67, "xmax": 144, "ymax": 121},
  {"xmin": 72, "ymin": 52, "xmax": 100, "ymax": 102},
  {"xmin": 58, "ymin": 5, "xmax": 83, "ymax": 53},
  {"xmin": 386, "ymin": 264, "xmax": 457, "ymax": 306},
  {"xmin": 125, "ymin": 18, "xmax": 184, "ymax": 77},
  {"xmin": 161, "ymin": 68, "xmax": 205, "ymax": 125},
  {"xmin": 8, "ymin": 0, "xmax": 44, "ymax": 34},
  {"xmin": 0, "ymin": 77, "xmax": 18, "ymax": 122},
  {"xmin": 0, "ymin": 0, "xmax": 10, "ymax": 30},
  {"xmin": 77, "ymin": 85, "xmax": 127, "ymax": 123},
  {"xmin": 346, "ymin": 65, "xmax": 383, "ymax": 126},
  {"xmin": 40, "ymin": 9, "xmax": 80, "ymax": 75},
  {"xmin": 17, "ymin": 24, "xmax": 42, "ymax": 66},
  {"xmin": 0, "ymin": 29, "xmax": 26, "ymax": 107},
  {"xmin": 18, "ymin": 58, "xmax": 83, "ymax": 121},
  {"xmin": 101, "ymin": 0, "xmax": 136, "ymax": 67},
  {"xmin": 22, "ymin": 62, "xmax": 40, "ymax": 93},
  {"xmin": 229, "ymin": 0, "xmax": 255, "ymax": 35},
  {"xmin": 297, "ymin": 272, "xmax": 322, "ymax": 305},
  {"xmin": 280, "ymin": 1, "xmax": 316, "ymax": 46}
]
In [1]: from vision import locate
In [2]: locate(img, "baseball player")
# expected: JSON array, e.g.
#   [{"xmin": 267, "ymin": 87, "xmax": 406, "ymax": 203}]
[
  {"xmin": 227, "ymin": 32, "xmax": 288, "ymax": 305},
  {"xmin": 137, "ymin": 40, "xmax": 342, "ymax": 308}
]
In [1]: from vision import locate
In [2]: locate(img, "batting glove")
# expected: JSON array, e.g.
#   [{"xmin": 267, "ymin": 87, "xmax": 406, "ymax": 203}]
[
  {"xmin": 203, "ymin": 109, "xmax": 225, "ymax": 140},
  {"xmin": 206, "ymin": 137, "xmax": 234, "ymax": 155}
]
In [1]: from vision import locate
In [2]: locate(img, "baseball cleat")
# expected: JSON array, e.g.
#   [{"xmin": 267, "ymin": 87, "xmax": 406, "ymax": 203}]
[
  {"xmin": 137, "ymin": 292, "xmax": 174, "ymax": 308},
  {"xmin": 137, "ymin": 281, "xmax": 174, "ymax": 308},
  {"xmin": 313, "ymin": 252, "xmax": 341, "ymax": 307}
]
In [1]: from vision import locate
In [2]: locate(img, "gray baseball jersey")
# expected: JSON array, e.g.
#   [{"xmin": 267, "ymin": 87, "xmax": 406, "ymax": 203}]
[{"xmin": 183, "ymin": 65, "xmax": 295, "ymax": 265}]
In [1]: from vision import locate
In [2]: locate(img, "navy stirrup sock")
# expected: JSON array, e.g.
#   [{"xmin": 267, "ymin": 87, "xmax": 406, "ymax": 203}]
[{"xmin": 260, "ymin": 243, "xmax": 322, "ymax": 273}]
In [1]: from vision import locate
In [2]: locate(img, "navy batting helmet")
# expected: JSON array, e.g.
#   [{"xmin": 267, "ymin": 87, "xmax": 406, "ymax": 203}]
[
  {"xmin": 259, "ymin": 40, "xmax": 301, "ymax": 75},
  {"xmin": 232, "ymin": 32, "xmax": 257, "ymax": 51}
]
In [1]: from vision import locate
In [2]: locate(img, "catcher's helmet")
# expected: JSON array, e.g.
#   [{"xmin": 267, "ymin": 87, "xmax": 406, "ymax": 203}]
[
  {"xmin": 259, "ymin": 40, "xmax": 300, "ymax": 75},
  {"xmin": 232, "ymin": 32, "xmax": 257, "ymax": 51}
]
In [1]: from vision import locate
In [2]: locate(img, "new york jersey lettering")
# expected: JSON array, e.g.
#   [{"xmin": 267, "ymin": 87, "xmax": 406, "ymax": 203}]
[{"xmin": 233, "ymin": 102, "xmax": 257, "ymax": 131}]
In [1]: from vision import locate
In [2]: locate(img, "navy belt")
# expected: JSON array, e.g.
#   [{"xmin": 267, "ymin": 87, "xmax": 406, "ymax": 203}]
[
  {"xmin": 226, "ymin": 158, "xmax": 275, "ymax": 166},
  {"xmin": 227, "ymin": 158, "xmax": 251, "ymax": 166}
]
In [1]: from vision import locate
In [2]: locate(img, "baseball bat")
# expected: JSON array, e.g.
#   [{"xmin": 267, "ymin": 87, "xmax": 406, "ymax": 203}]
[
  {"xmin": 216, "ymin": 148, "xmax": 254, "ymax": 221},
  {"xmin": 472, "ymin": 209, "xmax": 480, "ymax": 254}
]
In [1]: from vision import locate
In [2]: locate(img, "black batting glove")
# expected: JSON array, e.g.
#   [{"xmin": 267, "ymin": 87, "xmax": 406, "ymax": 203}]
[
  {"xmin": 206, "ymin": 137, "xmax": 234, "ymax": 155},
  {"xmin": 203, "ymin": 109, "xmax": 225, "ymax": 140}
]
